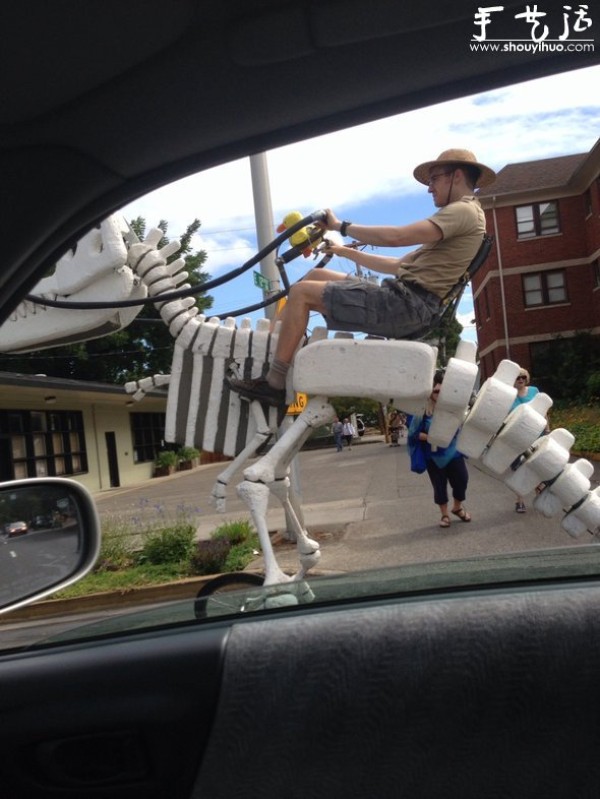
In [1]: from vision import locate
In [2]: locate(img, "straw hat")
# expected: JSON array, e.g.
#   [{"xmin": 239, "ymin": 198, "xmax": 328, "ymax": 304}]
[{"xmin": 413, "ymin": 148, "xmax": 496, "ymax": 187}]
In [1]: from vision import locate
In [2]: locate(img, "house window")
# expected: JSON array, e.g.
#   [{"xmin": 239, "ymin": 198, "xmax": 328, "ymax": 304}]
[
  {"xmin": 523, "ymin": 270, "xmax": 567, "ymax": 307},
  {"xmin": 515, "ymin": 201, "xmax": 560, "ymax": 239},
  {"xmin": 131, "ymin": 412, "xmax": 167, "ymax": 463},
  {"xmin": 0, "ymin": 410, "xmax": 87, "ymax": 479},
  {"xmin": 594, "ymin": 259, "xmax": 600, "ymax": 289},
  {"xmin": 584, "ymin": 189, "xmax": 593, "ymax": 218}
]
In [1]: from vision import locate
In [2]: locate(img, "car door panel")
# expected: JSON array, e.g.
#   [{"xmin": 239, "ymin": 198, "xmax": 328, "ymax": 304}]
[
  {"xmin": 0, "ymin": 627, "xmax": 227, "ymax": 799},
  {"xmin": 2, "ymin": 583, "xmax": 600, "ymax": 798},
  {"xmin": 193, "ymin": 586, "xmax": 600, "ymax": 797}
]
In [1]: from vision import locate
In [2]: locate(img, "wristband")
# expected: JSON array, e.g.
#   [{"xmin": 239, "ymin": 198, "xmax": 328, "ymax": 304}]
[{"xmin": 340, "ymin": 220, "xmax": 352, "ymax": 236}]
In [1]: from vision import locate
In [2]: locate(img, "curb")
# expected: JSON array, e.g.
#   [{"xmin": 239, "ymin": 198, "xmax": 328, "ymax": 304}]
[
  {"xmin": 0, "ymin": 566, "xmax": 344, "ymax": 624},
  {"xmin": 0, "ymin": 575, "xmax": 227, "ymax": 623}
]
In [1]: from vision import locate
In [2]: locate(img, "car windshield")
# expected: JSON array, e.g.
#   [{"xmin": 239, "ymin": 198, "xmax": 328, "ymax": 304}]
[{"xmin": 0, "ymin": 64, "xmax": 599, "ymax": 653}]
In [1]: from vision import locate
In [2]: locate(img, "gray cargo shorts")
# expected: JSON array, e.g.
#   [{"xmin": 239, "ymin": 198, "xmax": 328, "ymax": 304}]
[{"xmin": 322, "ymin": 277, "xmax": 441, "ymax": 339}]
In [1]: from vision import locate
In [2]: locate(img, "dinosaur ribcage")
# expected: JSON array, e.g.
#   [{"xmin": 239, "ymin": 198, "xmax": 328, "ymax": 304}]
[{"xmin": 164, "ymin": 315, "xmax": 278, "ymax": 457}]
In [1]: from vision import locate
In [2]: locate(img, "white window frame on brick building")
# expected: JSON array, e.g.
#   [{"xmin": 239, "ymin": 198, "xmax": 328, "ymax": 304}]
[
  {"xmin": 523, "ymin": 269, "xmax": 567, "ymax": 307},
  {"xmin": 516, "ymin": 201, "xmax": 560, "ymax": 239}
]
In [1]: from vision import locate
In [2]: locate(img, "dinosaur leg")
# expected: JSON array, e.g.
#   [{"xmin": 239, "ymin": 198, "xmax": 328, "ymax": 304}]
[
  {"xmin": 236, "ymin": 479, "xmax": 290, "ymax": 586},
  {"xmin": 243, "ymin": 397, "xmax": 335, "ymax": 485},
  {"xmin": 269, "ymin": 476, "xmax": 320, "ymax": 577},
  {"xmin": 211, "ymin": 400, "xmax": 276, "ymax": 512}
]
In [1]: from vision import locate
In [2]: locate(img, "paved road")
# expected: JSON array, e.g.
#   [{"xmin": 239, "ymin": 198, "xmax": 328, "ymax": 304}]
[
  {"xmin": 93, "ymin": 435, "xmax": 600, "ymax": 576},
  {"xmin": 2, "ymin": 436, "xmax": 598, "ymax": 649}
]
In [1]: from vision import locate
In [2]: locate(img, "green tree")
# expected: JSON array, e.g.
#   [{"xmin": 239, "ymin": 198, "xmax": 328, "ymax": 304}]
[
  {"xmin": 423, "ymin": 315, "xmax": 464, "ymax": 367},
  {"xmin": 0, "ymin": 218, "xmax": 213, "ymax": 383},
  {"xmin": 330, "ymin": 397, "xmax": 381, "ymax": 424}
]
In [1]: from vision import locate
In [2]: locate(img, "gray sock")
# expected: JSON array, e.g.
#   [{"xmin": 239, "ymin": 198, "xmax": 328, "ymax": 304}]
[{"xmin": 267, "ymin": 358, "xmax": 290, "ymax": 389}]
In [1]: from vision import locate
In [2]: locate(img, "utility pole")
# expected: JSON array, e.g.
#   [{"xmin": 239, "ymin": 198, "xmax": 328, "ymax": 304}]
[
  {"xmin": 250, "ymin": 153, "xmax": 280, "ymax": 320},
  {"xmin": 249, "ymin": 152, "xmax": 305, "ymax": 539}
]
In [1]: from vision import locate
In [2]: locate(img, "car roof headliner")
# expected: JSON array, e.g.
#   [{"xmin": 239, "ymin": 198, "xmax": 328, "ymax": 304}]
[{"xmin": 1, "ymin": 0, "xmax": 598, "ymax": 321}]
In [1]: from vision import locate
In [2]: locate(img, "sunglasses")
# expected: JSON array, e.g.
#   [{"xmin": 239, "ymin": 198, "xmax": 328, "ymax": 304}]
[
  {"xmin": 516, "ymin": 376, "xmax": 527, "ymax": 381},
  {"xmin": 427, "ymin": 171, "xmax": 451, "ymax": 186}
]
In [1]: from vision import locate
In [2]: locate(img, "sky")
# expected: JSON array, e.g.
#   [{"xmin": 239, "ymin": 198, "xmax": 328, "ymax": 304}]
[{"xmin": 122, "ymin": 63, "xmax": 600, "ymax": 343}]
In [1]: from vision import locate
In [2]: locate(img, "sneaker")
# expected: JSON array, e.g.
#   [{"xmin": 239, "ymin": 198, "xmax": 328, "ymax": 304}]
[
  {"xmin": 226, "ymin": 375, "xmax": 287, "ymax": 409},
  {"xmin": 515, "ymin": 501, "xmax": 526, "ymax": 513}
]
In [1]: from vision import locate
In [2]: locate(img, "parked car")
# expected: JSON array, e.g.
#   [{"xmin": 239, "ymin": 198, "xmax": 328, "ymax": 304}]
[
  {"xmin": 355, "ymin": 414, "xmax": 366, "ymax": 437},
  {"xmin": 0, "ymin": 3, "xmax": 599, "ymax": 799},
  {"xmin": 4, "ymin": 520, "xmax": 28, "ymax": 538},
  {"xmin": 31, "ymin": 514, "xmax": 61, "ymax": 530}
]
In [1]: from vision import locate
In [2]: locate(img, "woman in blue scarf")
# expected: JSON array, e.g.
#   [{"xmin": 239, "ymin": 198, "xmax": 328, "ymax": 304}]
[{"xmin": 407, "ymin": 371, "xmax": 471, "ymax": 529}]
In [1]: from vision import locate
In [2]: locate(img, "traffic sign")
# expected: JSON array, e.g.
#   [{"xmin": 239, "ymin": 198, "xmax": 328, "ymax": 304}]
[
  {"xmin": 253, "ymin": 271, "xmax": 270, "ymax": 291},
  {"xmin": 286, "ymin": 392, "xmax": 308, "ymax": 415}
]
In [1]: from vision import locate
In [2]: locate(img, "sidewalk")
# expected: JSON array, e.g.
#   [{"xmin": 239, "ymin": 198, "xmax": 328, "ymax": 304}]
[
  {"xmin": 4, "ymin": 435, "xmax": 598, "ymax": 638},
  {"xmin": 93, "ymin": 435, "xmax": 388, "ymax": 538},
  {"xmin": 93, "ymin": 434, "xmax": 600, "ymax": 576}
]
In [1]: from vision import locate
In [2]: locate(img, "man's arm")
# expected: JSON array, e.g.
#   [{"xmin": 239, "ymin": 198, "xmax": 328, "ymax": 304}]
[
  {"xmin": 322, "ymin": 243, "xmax": 404, "ymax": 276},
  {"xmin": 322, "ymin": 209, "xmax": 442, "ymax": 247}
]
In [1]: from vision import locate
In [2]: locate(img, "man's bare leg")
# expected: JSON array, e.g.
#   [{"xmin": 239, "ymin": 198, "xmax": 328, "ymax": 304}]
[
  {"xmin": 271, "ymin": 268, "xmax": 348, "ymax": 330},
  {"xmin": 227, "ymin": 271, "xmax": 347, "ymax": 406},
  {"xmin": 273, "ymin": 278, "xmax": 335, "ymax": 364}
]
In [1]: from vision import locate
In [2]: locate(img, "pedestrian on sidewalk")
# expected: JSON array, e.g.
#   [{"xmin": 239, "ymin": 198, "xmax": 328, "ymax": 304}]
[
  {"xmin": 388, "ymin": 409, "xmax": 405, "ymax": 446},
  {"xmin": 407, "ymin": 371, "xmax": 471, "ymax": 529},
  {"xmin": 332, "ymin": 416, "xmax": 344, "ymax": 452},
  {"xmin": 342, "ymin": 417, "xmax": 356, "ymax": 450}
]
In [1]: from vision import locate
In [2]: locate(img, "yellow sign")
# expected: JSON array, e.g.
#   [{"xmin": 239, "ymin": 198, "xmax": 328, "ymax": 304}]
[
  {"xmin": 271, "ymin": 297, "xmax": 307, "ymax": 413},
  {"xmin": 286, "ymin": 392, "xmax": 308, "ymax": 415}
]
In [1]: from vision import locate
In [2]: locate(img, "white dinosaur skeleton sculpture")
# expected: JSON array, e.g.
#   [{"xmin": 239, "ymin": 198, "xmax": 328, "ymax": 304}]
[
  {"xmin": 122, "ymin": 226, "xmax": 600, "ymax": 588},
  {"xmin": 1, "ymin": 214, "xmax": 598, "ymax": 589},
  {"xmin": 0, "ymin": 215, "xmax": 146, "ymax": 352}
]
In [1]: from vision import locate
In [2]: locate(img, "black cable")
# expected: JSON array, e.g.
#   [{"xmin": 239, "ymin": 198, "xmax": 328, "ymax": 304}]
[
  {"xmin": 213, "ymin": 289, "xmax": 287, "ymax": 319},
  {"xmin": 212, "ymin": 251, "xmax": 333, "ymax": 318},
  {"xmin": 24, "ymin": 209, "xmax": 327, "ymax": 311}
]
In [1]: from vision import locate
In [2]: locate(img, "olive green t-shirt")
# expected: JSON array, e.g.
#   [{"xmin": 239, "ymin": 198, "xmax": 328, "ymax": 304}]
[{"xmin": 396, "ymin": 195, "xmax": 486, "ymax": 299}]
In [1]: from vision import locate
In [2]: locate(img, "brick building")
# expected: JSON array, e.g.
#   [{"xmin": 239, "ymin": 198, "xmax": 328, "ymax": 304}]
[{"xmin": 474, "ymin": 138, "xmax": 600, "ymax": 394}]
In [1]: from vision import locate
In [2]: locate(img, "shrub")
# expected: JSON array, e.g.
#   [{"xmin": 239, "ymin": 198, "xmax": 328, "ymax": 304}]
[
  {"xmin": 139, "ymin": 523, "xmax": 196, "ymax": 565},
  {"xmin": 190, "ymin": 538, "xmax": 232, "ymax": 575},
  {"xmin": 177, "ymin": 446, "xmax": 200, "ymax": 461},
  {"xmin": 210, "ymin": 519, "xmax": 259, "ymax": 571},
  {"xmin": 223, "ymin": 537, "xmax": 260, "ymax": 572},
  {"xmin": 95, "ymin": 518, "xmax": 137, "ymax": 572},
  {"xmin": 154, "ymin": 450, "xmax": 178, "ymax": 469},
  {"xmin": 586, "ymin": 372, "xmax": 600, "ymax": 401},
  {"xmin": 211, "ymin": 519, "xmax": 255, "ymax": 546},
  {"xmin": 190, "ymin": 521, "xmax": 258, "ymax": 575}
]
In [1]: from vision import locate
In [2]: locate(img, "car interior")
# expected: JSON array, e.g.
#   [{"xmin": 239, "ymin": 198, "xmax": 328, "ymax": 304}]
[{"xmin": 1, "ymin": 1, "xmax": 600, "ymax": 796}]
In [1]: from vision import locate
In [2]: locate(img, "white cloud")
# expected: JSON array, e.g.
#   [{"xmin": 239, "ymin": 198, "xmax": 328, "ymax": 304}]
[
  {"xmin": 123, "ymin": 64, "xmax": 600, "ymax": 237},
  {"xmin": 121, "ymin": 64, "xmax": 600, "ymax": 316}
]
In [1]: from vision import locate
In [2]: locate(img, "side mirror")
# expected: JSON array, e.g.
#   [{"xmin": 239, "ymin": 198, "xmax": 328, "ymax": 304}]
[{"xmin": 0, "ymin": 478, "xmax": 100, "ymax": 615}]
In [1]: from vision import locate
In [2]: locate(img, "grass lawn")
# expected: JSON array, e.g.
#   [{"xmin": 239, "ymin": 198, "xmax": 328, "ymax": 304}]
[{"xmin": 548, "ymin": 402, "xmax": 600, "ymax": 455}]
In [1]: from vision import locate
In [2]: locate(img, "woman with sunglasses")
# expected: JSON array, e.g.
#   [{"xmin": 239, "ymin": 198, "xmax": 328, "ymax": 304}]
[{"xmin": 510, "ymin": 368, "xmax": 540, "ymax": 513}]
